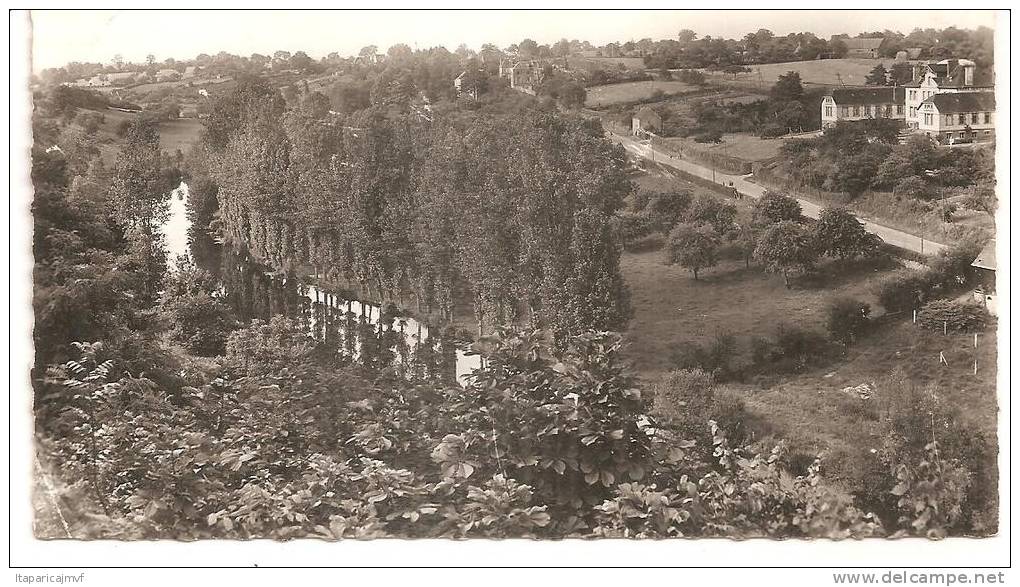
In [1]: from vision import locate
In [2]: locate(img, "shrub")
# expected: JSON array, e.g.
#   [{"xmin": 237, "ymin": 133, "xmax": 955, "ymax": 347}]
[
  {"xmin": 652, "ymin": 368, "xmax": 714, "ymax": 439},
  {"xmin": 893, "ymin": 175, "xmax": 933, "ymax": 200},
  {"xmin": 159, "ymin": 256, "xmax": 239, "ymax": 356},
  {"xmin": 825, "ymin": 297, "xmax": 871, "ymax": 347},
  {"xmin": 875, "ymin": 271, "xmax": 933, "ymax": 313},
  {"xmin": 759, "ymin": 123, "xmax": 787, "ymax": 139},
  {"xmin": 710, "ymin": 391, "xmax": 770, "ymax": 447},
  {"xmin": 772, "ymin": 323, "xmax": 830, "ymax": 371},
  {"xmin": 623, "ymin": 233, "xmax": 665, "ymax": 253},
  {"xmin": 643, "ymin": 190, "xmax": 692, "ymax": 228},
  {"xmin": 670, "ymin": 332, "xmax": 738, "ymax": 379},
  {"xmin": 917, "ymin": 299, "xmax": 989, "ymax": 333},
  {"xmin": 225, "ymin": 315, "xmax": 318, "ymax": 376},
  {"xmin": 614, "ymin": 211, "xmax": 657, "ymax": 243},
  {"xmin": 749, "ymin": 335, "xmax": 772, "ymax": 366},
  {"xmin": 927, "ymin": 240, "xmax": 983, "ymax": 291}
]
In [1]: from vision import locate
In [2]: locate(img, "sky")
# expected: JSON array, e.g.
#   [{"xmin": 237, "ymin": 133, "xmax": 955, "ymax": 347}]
[{"xmin": 28, "ymin": 9, "xmax": 999, "ymax": 72}]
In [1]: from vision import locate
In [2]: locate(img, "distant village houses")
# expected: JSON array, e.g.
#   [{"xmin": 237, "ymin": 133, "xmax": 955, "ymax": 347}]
[
  {"xmin": 71, "ymin": 71, "xmax": 140, "ymax": 87},
  {"xmin": 499, "ymin": 59, "xmax": 543, "ymax": 95},
  {"xmin": 843, "ymin": 37, "xmax": 885, "ymax": 59},
  {"xmin": 156, "ymin": 68, "xmax": 182, "ymax": 82}
]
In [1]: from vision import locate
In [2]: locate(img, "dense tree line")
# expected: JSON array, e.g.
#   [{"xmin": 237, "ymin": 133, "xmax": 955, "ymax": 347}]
[
  {"xmin": 31, "ymin": 89, "xmax": 180, "ymax": 378},
  {"xmin": 778, "ymin": 120, "xmax": 994, "ymax": 199},
  {"xmin": 635, "ymin": 26, "xmax": 994, "ymax": 70},
  {"xmin": 193, "ymin": 76, "xmax": 630, "ymax": 341},
  {"xmin": 656, "ymin": 71, "xmax": 823, "ymax": 140}
]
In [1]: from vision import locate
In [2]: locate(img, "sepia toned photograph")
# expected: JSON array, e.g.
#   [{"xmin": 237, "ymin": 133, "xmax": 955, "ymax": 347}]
[{"xmin": 12, "ymin": 7, "xmax": 1009, "ymax": 571}]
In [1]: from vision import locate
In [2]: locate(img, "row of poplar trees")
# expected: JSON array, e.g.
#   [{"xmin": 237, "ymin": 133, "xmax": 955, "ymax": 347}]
[{"xmin": 190, "ymin": 76, "xmax": 633, "ymax": 342}]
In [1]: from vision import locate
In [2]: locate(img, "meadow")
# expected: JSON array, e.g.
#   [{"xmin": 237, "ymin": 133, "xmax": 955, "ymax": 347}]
[{"xmin": 585, "ymin": 80, "xmax": 697, "ymax": 107}]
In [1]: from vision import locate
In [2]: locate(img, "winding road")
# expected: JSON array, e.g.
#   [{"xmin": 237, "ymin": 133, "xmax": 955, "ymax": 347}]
[{"xmin": 610, "ymin": 133, "xmax": 947, "ymax": 256}]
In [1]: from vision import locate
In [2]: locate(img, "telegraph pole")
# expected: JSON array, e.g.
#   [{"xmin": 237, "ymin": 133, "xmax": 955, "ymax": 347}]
[{"xmin": 919, "ymin": 219, "xmax": 925, "ymax": 255}]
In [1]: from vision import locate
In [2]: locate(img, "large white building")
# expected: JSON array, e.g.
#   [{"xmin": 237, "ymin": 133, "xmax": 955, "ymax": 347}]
[
  {"xmin": 821, "ymin": 87, "xmax": 905, "ymax": 128},
  {"xmin": 904, "ymin": 59, "xmax": 992, "ymax": 129},
  {"xmin": 819, "ymin": 58, "xmax": 995, "ymax": 142},
  {"xmin": 916, "ymin": 92, "xmax": 996, "ymax": 142}
]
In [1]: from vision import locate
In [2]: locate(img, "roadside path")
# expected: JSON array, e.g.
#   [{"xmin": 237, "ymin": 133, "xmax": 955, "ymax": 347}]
[{"xmin": 610, "ymin": 133, "xmax": 947, "ymax": 256}]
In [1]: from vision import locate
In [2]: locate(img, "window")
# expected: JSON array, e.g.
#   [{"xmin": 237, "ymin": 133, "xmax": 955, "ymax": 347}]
[
  {"xmin": 852, "ymin": 105, "xmax": 859, "ymax": 116},
  {"xmin": 825, "ymin": 106, "xmax": 833, "ymax": 117},
  {"xmin": 909, "ymin": 107, "xmax": 916, "ymax": 117},
  {"xmin": 984, "ymin": 112, "xmax": 991, "ymax": 124},
  {"xmin": 910, "ymin": 90, "xmax": 917, "ymax": 100},
  {"xmin": 971, "ymin": 113, "xmax": 979, "ymax": 124},
  {"xmin": 958, "ymin": 114, "xmax": 966, "ymax": 125},
  {"xmin": 924, "ymin": 113, "xmax": 933, "ymax": 126},
  {"xmin": 897, "ymin": 105, "xmax": 904, "ymax": 115}
]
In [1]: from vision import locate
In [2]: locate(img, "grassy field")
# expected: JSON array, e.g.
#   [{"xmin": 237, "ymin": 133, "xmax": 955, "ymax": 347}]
[
  {"xmin": 621, "ymin": 250, "xmax": 904, "ymax": 378},
  {"xmin": 704, "ymin": 58, "xmax": 895, "ymax": 88},
  {"xmin": 734, "ymin": 316, "xmax": 997, "ymax": 495},
  {"xmin": 159, "ymin": 118, "xmax": 205, "ymax": 154},
  {"xmin": 621, "ymin": 164, "xmax": 998, "ymax": 504},
  {"xmin": 660, "ymin": 132, "xmax": 784, "ymax": 163},
  {"xmin": 586, "ymin": 80, "xmax": 697, "ymax": 107}
]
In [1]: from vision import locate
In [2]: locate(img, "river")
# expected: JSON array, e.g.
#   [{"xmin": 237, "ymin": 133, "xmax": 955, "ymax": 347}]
[{"xmin": 161, "ymin": 182, "xmax": 481, "ymax": 384}]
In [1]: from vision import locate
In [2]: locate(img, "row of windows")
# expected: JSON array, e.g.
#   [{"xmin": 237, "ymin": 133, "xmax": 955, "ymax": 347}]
[
  {"xmin": 827, "ymin": 104, "xmax": 903, "ymax": 118},
  {"xmin": 908, "ymin": 89, "xmax": 937, "ymax": 101},
  {"xmin": 953, "ymin": 112, "xmax": 993, "ymax": 125},
  {"xmin": 918, "ymin": 111, "xmax": 993, "ymax": 128}
]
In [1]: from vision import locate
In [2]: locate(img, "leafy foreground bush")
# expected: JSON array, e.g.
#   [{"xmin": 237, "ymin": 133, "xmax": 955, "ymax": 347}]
[
  {"xmin": 826, "ymin": 297, "xmax": 871, "ymax": 347},
  {"xmin": 917, "ymin": 299, "xmax": 989, "ymax": 333},
  {"xmin": 41, "ymin": 327, "xmax": 982, "ymax": 540}
]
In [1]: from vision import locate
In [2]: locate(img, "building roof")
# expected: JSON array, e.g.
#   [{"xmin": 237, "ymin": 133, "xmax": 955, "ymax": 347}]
[
  {"xmin": 828, "ymin": 86, "xmax": 905, "ymax": 105},
  {"xmin": 923, "ymin": 92, "xmax": 996, "ymax": 113},
  {"xmin": 909, "ymin": 59, "xmax": 993, "ymax": 89},
  {"xmin": 972, "ymin": 239, "xmax": 995, "ymax": 271},
  {"xmin": 844, "ymin": 37, "xmax": 885, "ymax": 50},
  {"xmin": 905, "ymin": 47, "xmax": 924, "ymax": 59}
]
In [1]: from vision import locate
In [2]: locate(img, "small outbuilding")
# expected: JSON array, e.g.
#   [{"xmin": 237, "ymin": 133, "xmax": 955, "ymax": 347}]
[
  {"xmin": 632, "ymin": 107, "xmax": 662, "ymax": 137},
  {"xmin": 971, "ymin": 239, "xmax": 996, "ymax": 316}
]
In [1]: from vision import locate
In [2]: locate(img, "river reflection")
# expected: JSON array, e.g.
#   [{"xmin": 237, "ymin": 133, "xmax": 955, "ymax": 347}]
[{"xmin": 168, "ymin": 182, "xmax": 481, "ymax": 384}]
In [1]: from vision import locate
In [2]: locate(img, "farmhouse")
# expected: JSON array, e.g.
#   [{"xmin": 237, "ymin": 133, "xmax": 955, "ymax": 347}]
[
  {"xmin": 916, "ymin": 92, "xmax": 995, "ymax": 142},
  {"xmin": 971, "ymin": 239, "xmax": 996, "ymax": 315},
  {"xmin": 632, "ymin": 106, "xmax": 662, "ymax": 136},
  {"xmin": 820, "ymin": 87, "xmax": 905, "ymax": 128},
  {"xmin": 843, "ymin": 37, "xmax": 884, "ymax": 59},
  {"xmin": 499, "ymin": 59, "xmax": 543, "ymax": 94},
  {"xmin": 904, "ymin": 59, "xmax": 992, "ymax": 129},
  {"xmin": 453, "ymin": 70, "xmax": 483, "ymax": 99},
  {"xmin": 73, "ymin": 71, "xmax": 140, "ymax": 87}
]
